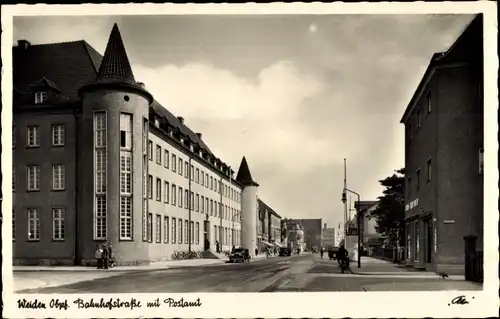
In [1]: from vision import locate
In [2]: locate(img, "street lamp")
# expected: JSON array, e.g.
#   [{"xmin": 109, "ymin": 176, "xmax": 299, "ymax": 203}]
[{"xmin": 343, "ymin": 187, "xmax": 361, "ymax": 269}]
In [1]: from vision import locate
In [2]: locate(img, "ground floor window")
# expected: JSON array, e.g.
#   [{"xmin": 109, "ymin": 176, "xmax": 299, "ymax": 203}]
[
  {"xmin": 28, "ymin": 208, "xmax": 40, "ymax": 240},
  {"xmin": 164, "ymin": 216, "xmax": 169, "ymax": 243},
  {"xmin": 52, "ymin": 208, "xmax": 65, "ymax": 240},
  {"xmin": 195, "ymin": 222, "xmax": 200, "ymax": 244}
]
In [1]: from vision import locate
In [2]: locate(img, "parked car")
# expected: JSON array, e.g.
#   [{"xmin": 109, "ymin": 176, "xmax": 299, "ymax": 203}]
[
  {"xmin": 229, "ymin": 248, "xmax": 250, "ymax": 263},
  {"xmin": 278, "ymin": 247, "xmax": 291, "ymax": 256}
]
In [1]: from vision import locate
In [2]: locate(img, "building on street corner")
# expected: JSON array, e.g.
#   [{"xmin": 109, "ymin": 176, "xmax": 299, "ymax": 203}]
[
  {"xmin": 400, "ymin": 14, "xmax": 483, "ymax": 275},
  {"xmin": 285, "ymin": 218, "xmax": 322, "ymax": 251},
  {"xmin": 11, "ymin": 23, "xmax": 277, "ymax": 265}
]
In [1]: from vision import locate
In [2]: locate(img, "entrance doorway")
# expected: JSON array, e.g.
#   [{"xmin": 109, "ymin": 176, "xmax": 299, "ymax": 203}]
[
  {"xmin": 424, "ymin": 218, "xmax": 433, "ymax": 263},
  {"xmin": 203, "ymin": 221, "xmax": 210, "ymax": 251}
]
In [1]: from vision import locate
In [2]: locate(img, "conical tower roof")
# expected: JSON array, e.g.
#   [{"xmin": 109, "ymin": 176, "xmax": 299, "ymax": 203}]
[
  {"xmin": 79, "ymin": 23, "xmax": 153, "ymax": 104},
  {"xmin": 95, "ymin": 23, "xmax": 136, "ymax": 86},
  {"xmin": 236, "ymin": 156, "xmax": 259, "ymax": 187}
]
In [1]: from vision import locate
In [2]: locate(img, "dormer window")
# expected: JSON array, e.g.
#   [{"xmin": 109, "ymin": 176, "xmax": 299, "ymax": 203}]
[
  {"xmin": 35, "ymin": 91, "xmax": 47, "ymax": 104},
  {"xmin": 189, "ymin": 144, "xmax": 194, "ymax": 152},
  {"xmin": 154, "ymin": 118, "xmax": 160, "ymax": 128}
]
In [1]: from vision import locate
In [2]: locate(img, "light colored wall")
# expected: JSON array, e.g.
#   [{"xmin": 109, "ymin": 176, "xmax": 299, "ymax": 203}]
[{"xmin": 241, "ymin": 185, "xmax": 258, "ymax": 256}]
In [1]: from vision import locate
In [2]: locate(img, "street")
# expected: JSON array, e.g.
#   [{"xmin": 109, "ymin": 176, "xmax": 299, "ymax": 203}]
[{"xmin": 16, "ymin": 254, "xmax": 476, "ymax": 294}]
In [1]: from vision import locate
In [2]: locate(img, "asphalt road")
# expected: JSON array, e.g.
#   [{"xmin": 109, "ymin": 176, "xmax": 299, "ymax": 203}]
[{"xmin": 20, "ymin": 253, "xmax": 450, "ymax": 293}]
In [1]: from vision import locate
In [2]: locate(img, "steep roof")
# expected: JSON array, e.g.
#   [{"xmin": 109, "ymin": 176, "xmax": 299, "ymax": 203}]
[
  {"xmin": 400, "ymin": 14, "xmax": 483, "ymax": 124},
  {"xmin": 80, "ymin": 23, "xmax": 153, "ymax": 104},
  {"xmin": 236, "ymin": 156, "xmax": 259, "ymax": 187},
  {"xmin": 13, "ymin": 40, "xmax": 101, "ymax": 104}
]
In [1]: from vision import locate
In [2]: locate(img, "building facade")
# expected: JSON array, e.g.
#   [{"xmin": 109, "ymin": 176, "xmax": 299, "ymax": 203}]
[
  {"xmin": 256, "ymin": 199, "xmax": 282, "ymax": 252},
  {"xmin": 12, "ymin": 24, "xmax": 266, "ymax": 265},
  {"xmin": 322, "ymin": 225, "xmax": 336, "ymax": 248},
  {"xmin": 286, "ymin": 218, "xmax": 323, "ymax": 250},
  {"xmin": 400, "ymin": 15, "xmax": 483, "ymax": 275}
]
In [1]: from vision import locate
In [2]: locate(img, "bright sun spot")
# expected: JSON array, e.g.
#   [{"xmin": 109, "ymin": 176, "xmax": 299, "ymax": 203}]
[{"xmin": 308, "ymin": 23, "xmax": 317, "ymax": 33}]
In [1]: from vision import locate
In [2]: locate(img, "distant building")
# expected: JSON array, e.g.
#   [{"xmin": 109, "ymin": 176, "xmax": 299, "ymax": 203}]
[
  {"xmin": 322, "ymin": 225, "xmax": 336, "ymax": 248},
  {"xmin": 256, "ymin": 199, "xmax": 282, "ymax": 253},
  {"xmin": 400, "ymin": 15, "xmax": 483, "ymax": 275},
  {"xmin": 286, "ymin": 218, "xmax": 322, "ymax": 250}
]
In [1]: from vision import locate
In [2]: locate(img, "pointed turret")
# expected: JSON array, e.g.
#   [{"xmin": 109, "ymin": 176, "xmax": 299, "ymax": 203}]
[
  {"xmin": 236, "ymin": 156, "xmax": 259, "ymax": 187},
  {"xmin": 79, "ymin": 23, "xmax": 153, "ymax": 104}
]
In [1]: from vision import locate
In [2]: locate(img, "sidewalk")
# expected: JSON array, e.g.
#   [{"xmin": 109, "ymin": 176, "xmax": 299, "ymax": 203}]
[
  {"xmin": 362, "ymin": 280, "xmax": 483, "ymax": 291},
  {"xmin": 12, "ymin": 258, "xmax": 224, "ymax": 292},
  {"xmin": 13, "ymin": 258, "xmax": 224, "ymax": 272},
  {"xmin": 351, "ymin": 257, "xmax": 464, "ymax": 280}
]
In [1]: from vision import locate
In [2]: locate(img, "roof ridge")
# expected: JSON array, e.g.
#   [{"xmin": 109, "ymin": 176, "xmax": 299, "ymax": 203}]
[{"xmin": 81, "ymin": 40, "xmax": 102, "ymax": 74}]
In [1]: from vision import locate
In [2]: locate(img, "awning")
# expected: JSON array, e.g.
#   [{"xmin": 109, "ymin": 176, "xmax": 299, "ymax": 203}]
[
  {"xmin": 262, "ymin": 240, "xmax": 273, "ymax": 247},
  {"xmin": 274, "ymin": 242, "xmax": 283, "ymax": 248}
]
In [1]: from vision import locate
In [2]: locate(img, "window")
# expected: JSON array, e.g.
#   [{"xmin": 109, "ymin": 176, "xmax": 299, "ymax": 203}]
[
  {"xmin": 120, "ymin": 114, "xmax": 132, "ymax": 149},
  {"xmin": 164, "ymin": 150, "xmax": 169, "ymax": 168},
  {"xmin": 147, "ymin": 213, "xmax": 153, "ymax": 242},
  {"xmin": 407, "ymin": 177, "xmax": 412, "ymax": 198},
  {"xmin": 201, "ymin": 170, "xmax": 205, "ymax": 185},
  {"xmin": 201, "ymin": 196, "xmax": 205, "ymax": 213},
  {"xmin": 142, "ymin": 118, "xmax": 148, "ymax": 154},
  {"xmin": 205, "ymin": 173, "xmax": 209, "ymax": 187},
  {"xmin": 427, "ymin": 92, "xmax": 431, "ymax": 114},
  {"xmin": 27, "ymin": 165, "xmax": 41, "ymax": 191},
  {"xmin": 184, "ymin": 162, "xmax": 189, "ymax": 178},
  {"xmin": 120, "ymin": 197, "xmax": 132, "ymax": 239},
  {"xmin": 28, "ymin": 208, "xmax": 40, "ymax": 240},
  {"xmin": 206, "ymin": 198, "xmax": 209, "ymax": 214},
  {"xmin": 416, "ymin": 169, "xmax": 420, "ymax": 191},
  {"xmin": 51, "ymin": 208, "xmax": 65, "ymax": 240},
  {"xmin": 190, "ymin": 165, "xmax": 194, "ymax": 181},
  {"xmin": 172, "ymin": 154, "xmax": 177, "ymax": 172},
  {"xmin": 210, "ymin": 199, "xmax": 214, "ymax": 215},
  {"xmin": 148, "ymin": 141, "xmax": 153, "ymax": 161},
  {"xmin": 178, "ymin": 219, "xmax": 183, "ymax": 243},
  {"xmin": 52, "ymin": 124, "xmax": 65, "ymax": 146},
  {"xmin": 120, "ymin": 153, "xmax": 132, "ymax": 194},
  {"xmin": 148, "ymin": 175, "xmax": 153, "ymax": 199},
  {"xmin": 196, "ymin": 194, "xmax": 200, "ymax": 212},
  {"xmin": 95, "ymin": 196, "xmax": 107, "ymax": 239},
  {"xmin": 184, "ymin": 220, "xmax": 188, "ymax": 243},
  {"xmin": 35, "ymin": 91, "xmax": 47, "ymax": 104},
  {"xmin": 156, "ymin": 178, "xmax": 162, "ymax": 201},
  {"xmin": 190, "ymin": 192, "xmax": 194, "ymax": 210},
  {"xmin": 214, "ymin": 225, "xmax": 217, "ymax": 243},
  {"xmin": 52, "ymin": 164, "xmax": 65, "ymax": 190},
  {"xmin": 178, "ymin": 187, "xmax": 183, "ymax": 207},
  {"xmin": 184, "ymin": 190, "xmax": 188, "ymax": 209},
  {"xmin": 479, "ymin": 148, "xmax": 484, "ymax": 174},
  {"xmin": 426, "ymin": 158, "xmax": 432, "ymax": 182},
  {"xmin": 155, "ymin": 145, "xmax": 161, "ymax": 165},
  {"xmin": 164, "ymin": 216, "xmax": 169, "ymax": 243},
  {"xmin": 195, "ymin": 222, "xmax": 200, "ymax": 244},
  {"xmin": 171, "ymin": 184, "xmax": 177, "ymax": 206},
  {"xmin": 190, "ymin": 221, "xmax": 194, "ymax": 244},
  {"xmin": 172, "ymin": 218, "xmax": 176, "ymax": 243},
  {"xmin": 156, "ymin": 215, "xmax": 162, "ymax": 243},
  {"xmin": 178, "ymin": 158, "xmax": 183, "ymax": 176},
  {"xmin": 164, "ymin": 181, "xmax": 169, "ymax": 203},
  {"xmin": 12, "ymin": 210, "xmax": 16, "ymax": 241},
  {"xmin": 196, "ymin": 168, "xmax": 200, "ymax": 183},
  {"xmin": 27, "ymin": 126, "xmax": 40, "ymax": 147}
]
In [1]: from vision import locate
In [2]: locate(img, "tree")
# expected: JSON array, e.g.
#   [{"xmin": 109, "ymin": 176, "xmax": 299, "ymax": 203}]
[
  {"xmin": 370, "ymin": 168, "xmax": 405, "ymax": 247},
  {"xmin": 280, "ymin": 218, "xmax": 289, "ymax": 242}
]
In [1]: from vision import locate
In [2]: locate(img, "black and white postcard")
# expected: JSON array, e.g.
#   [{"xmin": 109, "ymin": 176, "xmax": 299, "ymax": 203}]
[{"xmin": 1, "ymin": 2, "xmax": 498, "ymax": 318}]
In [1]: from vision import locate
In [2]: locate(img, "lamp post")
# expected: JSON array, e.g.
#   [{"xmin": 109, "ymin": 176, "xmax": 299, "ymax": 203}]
[{"xmin": 344, "ymin": 188, "xmax": 361, "ymax": 268}]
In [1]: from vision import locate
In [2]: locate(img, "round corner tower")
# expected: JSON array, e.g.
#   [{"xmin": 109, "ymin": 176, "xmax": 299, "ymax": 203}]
[
  {"xmin": 78, "ymin": 23, "xmax": 154, "ymax": 265},
  {"xmin": 236, "ymin": 156, "xmax": 259, "ymax": 258}
]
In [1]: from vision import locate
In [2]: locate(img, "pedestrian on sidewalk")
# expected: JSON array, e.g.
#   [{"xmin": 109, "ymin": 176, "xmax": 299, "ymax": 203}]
[
  {"xmin": 107, "ymin": 242, "xmax": 115, "ymax": 268},
  {"xmin": 216, "ymin": 240, "xmax": 220, "ymax": 253},
  {"xmin": 102, "ymin": 244, "xmax": 109, "ymax": 269},
  {"xmin": 95, "ymin": 245, "xmax": 103, "ymax": 269}
]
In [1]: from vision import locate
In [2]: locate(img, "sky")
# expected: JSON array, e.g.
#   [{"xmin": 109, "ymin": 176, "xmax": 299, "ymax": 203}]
[{"xmin": 13, "ymin": 14, "xmax": 474, "ymax": 230}]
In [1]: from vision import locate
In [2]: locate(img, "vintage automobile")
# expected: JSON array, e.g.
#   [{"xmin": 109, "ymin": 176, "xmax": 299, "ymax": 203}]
[
  {"xmin": 229, "ymin": 248, "xmax": 250, "ymax": 263},
  {"xmin": 278, "ymin": 247, "xmax": 291, "ymax": 256}
]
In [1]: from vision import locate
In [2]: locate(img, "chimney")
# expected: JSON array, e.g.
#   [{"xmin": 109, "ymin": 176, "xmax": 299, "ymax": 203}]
[
  {"xmin": 137, "ymin": 82, "xmax": 145, "ymax": 89},
  {"xmin": 196, "ymin": 132, "xmax": 202, "ymax": 139},
  {"xmin": 17, "ymin": 40, "xmax": 31, "ymax": 50},
  {"xmin": 177, "ymin": 116, "xmax": 184, "ymax": 124}
]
